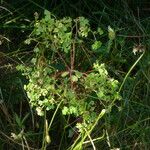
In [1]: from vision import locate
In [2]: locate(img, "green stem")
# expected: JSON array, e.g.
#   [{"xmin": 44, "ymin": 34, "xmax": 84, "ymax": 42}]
[
  {"xmin": 119, "ymin": 51, "xmax": 145, "ymax": 92},
  {"xmin": 41, "ymin": 110, "xmax": 47, "ymax": 150},
  {"xmin": 71, "ymin": 109, "xmax": 106, "ymax": 150},
  {"xmin": 48, "ymin": 98, "xmax": 63, "ymax": 130},
  {"xmin": 110, "ymin": 51, "xmax": 145, "ymax": 108}
]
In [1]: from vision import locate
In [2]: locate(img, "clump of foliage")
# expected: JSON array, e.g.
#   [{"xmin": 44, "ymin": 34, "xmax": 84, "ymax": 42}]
[
  {"xmin": 17, "ymin": 10, "xmax": 120, "ymax": 133},
  {"xmin": 1, "ymin": 1, "xmax": 150, "ymax": 149}
]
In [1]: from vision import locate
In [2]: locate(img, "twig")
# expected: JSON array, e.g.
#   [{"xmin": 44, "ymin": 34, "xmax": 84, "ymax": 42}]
[
  {"xmin": 0, "ymin": 6, "xmax": 13, "ymax": 15},
  {"xmin": 117, "ymin": 34, "xmax": 150, "ymax": 38},
  {"xmin": 70, "ymin": 40, "xmax": 75, "ymax": 89}
]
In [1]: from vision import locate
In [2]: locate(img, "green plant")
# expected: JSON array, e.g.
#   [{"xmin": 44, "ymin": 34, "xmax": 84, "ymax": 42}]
[
  {"xmin": 1, "ymin": 1, "xmax": 150, "ymax": 149},
  {"xmin": 17, "ymin": 10, "xmax": 121, "ymax": 149}
]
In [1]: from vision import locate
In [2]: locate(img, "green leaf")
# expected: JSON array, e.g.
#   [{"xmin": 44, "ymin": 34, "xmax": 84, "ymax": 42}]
[
  {"xmin": 16, "ymin": 64, "xmax": 25, "ymax": 71},
  {"xmin": 108, "ymin": 26, "xmax": 115, "ymax": 40},
  {"xmin": 75, "ymin": 71, "xmax": 82, "ymax": 78},
  {"xmin": 21, "ymin": 113, "xmax": 30, "ymax": 125},
  {"xmin": 92, "ymin": 41, "xmax": 102, "ymax": 51},
  {"xmin": 62, "ymin": 106, "xmax": 69, "ymax": 115},
  {"xmin": 61, "ymin": 71, "xmax": 69, "ymax": 77},
  {"xmin": 44, "ymin": 10, "xmax": 51, "ymax": 21},
  {"xmin": 36, "ymin": 107, "xmax": 44, "ymax": 116},
  {"xmin": 31, "ymin": 58, "xmax": 36, "ymax": 64},
  {"xmin": 15, "ymin": 113, "xmax": 22, "ymax": 128},
  {"xmin": 71, "ymin": 75, "xmax": 78, "ymax": 82},
  {"xmin": 24, "ymin": 38, "xmax": 31, "ymax": 45},
  {"xmin": 69, "ymin": 106, "xmax": 78, "ymax": 114},
  {"xmin": 33, "ymin": 47, "xmax": 40, "ymax": 53},
  {"xmin": 68, "ymin": 127, "xmax": 76, "ymax": 138},
  {"xmin": 97, "ymin": 27, "xmax": 104, "ymax": 35}
]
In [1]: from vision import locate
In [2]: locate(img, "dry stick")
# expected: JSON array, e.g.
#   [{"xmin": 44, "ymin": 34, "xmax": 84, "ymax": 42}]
[
  {"xmin": 57, "ymin": 51, "xmax": 73, "ymax": 90},
  {"xmin": 70, "ymin": 41, "xmax": 75, "ymax": 90},
  {"xmin": 72, "ymin": 42, "xmax": 75, "ymax": 74},
  {"xmin": 70, "ymin": 21, "xmax": 78, "ymax": 90},
  {"xmin": 57, "ymin": 51, "xmax": 71, "ymax": 72},
  {"xmin": 70, "ymin": 45, "xmax": 73, "ymax": 90}
]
